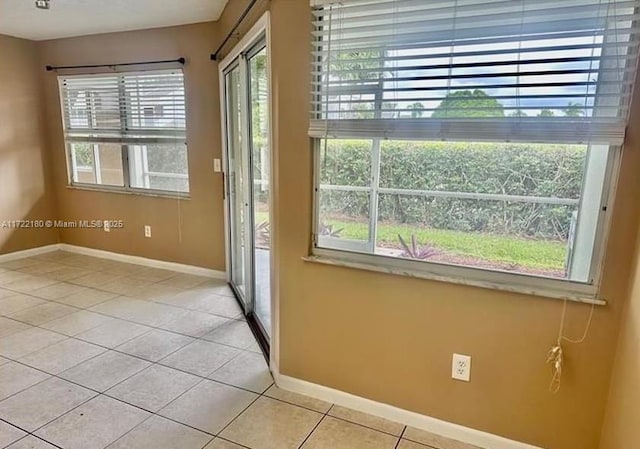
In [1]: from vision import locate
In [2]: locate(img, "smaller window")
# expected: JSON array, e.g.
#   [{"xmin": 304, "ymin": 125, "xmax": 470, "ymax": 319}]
[{"xmin": 58, "ymin": 69, "xmax": 189, "ymax": 195}]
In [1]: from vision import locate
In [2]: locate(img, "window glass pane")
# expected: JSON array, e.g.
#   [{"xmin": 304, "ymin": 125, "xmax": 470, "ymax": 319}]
[
  {"xmin": 70, "ymin": 143, "xmax": 123, "ymax": 187},
  {"xmin": 70, "ymin": 143, "xmax": 95, "ymax": 184},
  {"xmin": 128, "ymin": 144, "xmax": 189, "ymax": 193},
  {"xmin": 316, "ymin": 138, "xmax": 609, "ymax": 282},
  {"xmin": 319, "ymin": 139, "xmax": 372, "ymax": 187},
  {"xmin": 318, "ymin": 189, "xmax": 371, "ymax": 253}
]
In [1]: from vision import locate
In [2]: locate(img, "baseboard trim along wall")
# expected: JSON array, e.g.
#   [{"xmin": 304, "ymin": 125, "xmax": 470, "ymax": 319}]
[
  {"xmin": 0, "ymin": 244, "xmax": 226, "ymax": 279},
  {"xmin": 273, "ymin": 371, "xmax": 546, "ymax": 449},
  {"xmin": 0, "ymin": 244, "xmax": 62, "ymax": 263}
]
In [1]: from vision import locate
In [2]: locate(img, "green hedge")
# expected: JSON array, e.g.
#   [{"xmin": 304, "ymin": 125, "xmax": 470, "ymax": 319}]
[{"xmin": 319, "ymin": 141, "xmax": 587, "ymax": 240}]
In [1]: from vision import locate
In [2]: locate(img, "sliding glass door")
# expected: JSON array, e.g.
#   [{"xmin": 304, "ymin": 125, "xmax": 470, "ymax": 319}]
[{"xmin": 222, "ymin": 36, "xmax": 271, "ymax": 348}]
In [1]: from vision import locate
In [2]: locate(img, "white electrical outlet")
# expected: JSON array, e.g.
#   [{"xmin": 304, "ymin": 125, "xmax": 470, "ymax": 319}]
[
  {"xmin": 214, "ymin": 158, "xmax": 222, "ymax": 172},
  {"xmin": 103, "ymin": 221, "xmax": 110, "ymax": 232},
  {"xmin": 144, "ymin": 225, "xmax": 152, "ymax": 238},
  {"xmin": 452, "ymin": 354, "xmax": 471, "ymax": 382}
]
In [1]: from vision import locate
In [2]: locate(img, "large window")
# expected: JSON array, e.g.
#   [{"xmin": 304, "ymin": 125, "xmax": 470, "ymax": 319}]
[
  {"xmin": 310, "ymin": 0, "xmax": 640, "ymax": 296},
  {"xmin": 59, "ymin": 69, "xmax": 189, "ymax": 194}
]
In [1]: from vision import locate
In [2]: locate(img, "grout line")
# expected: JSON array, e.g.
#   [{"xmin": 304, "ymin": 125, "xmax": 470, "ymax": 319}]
[{"xmin": 296, "ymin": 413, "xmax": 328, "ymax": 449}]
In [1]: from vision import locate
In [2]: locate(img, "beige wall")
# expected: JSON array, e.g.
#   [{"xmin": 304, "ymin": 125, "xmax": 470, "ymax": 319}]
[
  {"xmin": 215, "ymin": 2, "xmax": 640, "ymax": 449},
  {"xmin": 599, "ymin": 228, "xmax": 640, "ymax": 448},
  {"xmin": 0, "ymin": 34, "xmax": 58, "ymax": 254},
  {"xmin": 38, "ymin": 23, "xmax": 226, "ymax": 270}
]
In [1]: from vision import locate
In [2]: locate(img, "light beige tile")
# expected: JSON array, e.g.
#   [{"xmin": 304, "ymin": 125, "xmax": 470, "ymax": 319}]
[
  {"xmin": 194, "ymin": 283, "xmax": 235, "ymax": 297},
  {"xmin": 302, "ymin": 416, "xmax": 398, "ymax": 449},
  {"xmin": 329, "ymin": 405, "xmax": 405, "ymax": 436},
  {"xmin": 101, "ymin": 262, "xmax": 145, "ymax": 277},
  {"xmin": 32, "ymin": 251, "xmax": 72, "ymax": 262},
  {"xmin": 0, "ymin": 271, "xmax": 38, "ymax": 286},
  {"xmin": 30, "ymin": 282, "xmax": 90, "ymax": 301},
  {"xmin": 0, "ymin": 362, "xmax": 51, "ymax": 401},
  {"xmin": 0, "ymin": 328, "xmax": 67, "ymax": 359},
  {"xmin": 202, "ymin": 320, "xmax": 256, "ymax": 349},
  {"xmin": 221, "ymin": 396, "xmax": 323, "ymax": 449},
  {"xmin": 158, "ymin": 310, "xmax": 230, "ymax": 337},
  {"xmin": 159, "ymin": 380, "xmax": 257, "ymax": 434},
  {"xmin": 157, "ymin": 274, "xmax": 210, "ymax": 289},
  {"xmin": 41, "ymin": 310, "xmax": 115, "ymax": 336},
  {"xmin": 403, "ymin": 428, "xmax": 482, "ymax": 449},
  {"xmin": 397, "ymin": 440, "xmax": 429, "ymax": 449},
  {"xmin": 209, "ymin": 351, "xmax": 273, "ymax": 393},
  {"xmin": 43, "ymin": 266, "xmax": 94, "ymax": 282},
  {"xmin": 264, "ymin": 385, "xmax": 332, "ymax": 413},
  {"xmin": 107, "ymin": 365, "xmax": 200, "ymax": 412},
  {"xmin": 190, "ymin": 294, "xmax": 244, "ymax": 319},
  {"xmin": 60, "ymin": 351, "xmax": 151, "ymax": 392},
  {"xmin": 135, "ymin": 284, "xmax": 184, "ymax": 302},
  {"xmin": 89, "ymin": 297, "xmax": 148, "ymax": 318},
  {"xmin": 116, "ymin": 329, "xmax": 194, "ymax": 362},
  {"xmin": 0, "ymin": 377, "xmax": 96, "ymax": 431},
  {"xmin": 76, "ymin": 319, "xmax": 151, "ymax": 348},
  {"xmin": 6, "ymin": 435, "xmax": 59, "ymax": 448},
  {"xmin": 70, "ymin": 272, "xmax": 122, "ymax": 288},
  {"xmin": 128, "ymin": 267, "xmax": 178, "ymax": 283},
  {"xmin": 55, "ymin": 288, "xmax": 119, "ymax": 308},
  {"xmin": 0, "ymin": 294, "xmax": 46, "ymax": 315},
  {"xmin": 2, "ymin": 276, "xmax": 58, "ymax": 293},
  {"xmin": 16, "ymin": 263, "xmax": 63, "ymax": 276},
  {"xmin": 98, "ymin": 277, "xmax": 152, "ymax": 297},
  {"xmin": 107, "ymin": 415, "xmax": 212, "ymax": 449},
  {"xmin": 0, "ymin": 259, "xmax": 39, "ymax": 271},
  {"xmin": 203, "ymin": 438, "xmax": 245, "ymax": 449},
  {"xmin": 160, "ymin": 340, "xmax": 240, "ymax": 376},
  {"xmin": 19, "ymin": 338, "xmax": 106, "ymax": 375},
  {"xmin": 8, "ymin": 302, "xmax": 77, "ymax": 325},
  {"xmin": 0, "ymin": 420, "xmax": 27, "ymax": 448},
  {"xmin": 0, "ymin": 287, "xmax": 17, "ymax": 299},
  {"xmin": 0, "ymin": 317, "xmax": 31, "ymax": 338},
  {"xmin": 36, "ymin": 395, "xmax": 151, "ymax": 449}
]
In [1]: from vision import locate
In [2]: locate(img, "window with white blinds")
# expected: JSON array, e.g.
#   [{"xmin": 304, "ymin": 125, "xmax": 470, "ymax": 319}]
[
  {"xmin": 310, "ymin": 0, "xmax": 640, "ymax": 296},
  {"xmin": 58, "ymin": 69, "xmax": 190, "ymax": 194},
  {"xmin": 310, "ymin": 0, "xmax": 640, "ymax": 144}
]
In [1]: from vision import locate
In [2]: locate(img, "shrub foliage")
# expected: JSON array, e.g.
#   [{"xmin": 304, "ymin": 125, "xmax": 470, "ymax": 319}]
[{"xmin": 319, "ymin": 140, "xmax": 587, "ymax": 240}]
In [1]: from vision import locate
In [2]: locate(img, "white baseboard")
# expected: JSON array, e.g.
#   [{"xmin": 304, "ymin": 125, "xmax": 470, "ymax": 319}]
[
  {"xmin": 1, "ymin": 243, "xmax": 226, "ymax": 279},
  {"xmin": 59, "ymin": 244, "xmax": 226, "ymax": 279},
  {"xmin": 0, "ymin": 244, "xmax": 61, "ymax": 263},
  {"xmin": 273, "ymin": 371, "xmax": 546, "ymax": 449}
]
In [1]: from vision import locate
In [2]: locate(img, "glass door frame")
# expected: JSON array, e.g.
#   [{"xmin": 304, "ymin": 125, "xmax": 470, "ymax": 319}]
[{"xmin": 219, "ymin": 12, "xmax": 274, "ymax": 358}]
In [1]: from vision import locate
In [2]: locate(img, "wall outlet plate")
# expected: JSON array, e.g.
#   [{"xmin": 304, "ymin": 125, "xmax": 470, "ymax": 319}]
[
  {"xmin": 214, "ymin": 158, "xmax": 222, "ymax": 172},
  {"xmin": 452, "ymin": 353, "xmax": 471, "ymax": 382},
  {"xmin": 144, "ymin": 225, "xmax": 152, "ymax": 238}
]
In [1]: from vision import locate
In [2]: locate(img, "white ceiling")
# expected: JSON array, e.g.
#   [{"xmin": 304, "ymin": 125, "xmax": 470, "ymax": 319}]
[{"xmin": 0, "ymin": 0, "xmax": 229, "ymax": 41}]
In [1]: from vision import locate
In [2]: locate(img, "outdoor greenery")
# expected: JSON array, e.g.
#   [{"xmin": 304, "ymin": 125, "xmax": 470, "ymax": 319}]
[
  {"xmin": 432, "ymin": 89, "xmax": 504, "ymax": 117},
  {"xmin": 320, "ymin": 140, "xmax": 586, "ymax": 241}
]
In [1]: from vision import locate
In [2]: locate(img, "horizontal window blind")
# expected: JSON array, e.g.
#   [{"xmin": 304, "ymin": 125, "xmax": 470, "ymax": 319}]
[
  {"xmin": 59, "ymin": 69, "xmax": 186, "ymax": 144},
  {"xmin": 310, "ymin": 0, "xmax": 640, "ymax": 144}
]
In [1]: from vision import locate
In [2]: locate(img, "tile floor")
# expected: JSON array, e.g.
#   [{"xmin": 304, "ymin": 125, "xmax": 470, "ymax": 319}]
[{"xmin": 0, "ymin": 251, "xmax": 480, "ymax": 449}]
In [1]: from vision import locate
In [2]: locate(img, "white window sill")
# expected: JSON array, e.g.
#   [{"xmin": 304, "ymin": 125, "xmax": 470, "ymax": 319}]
[
  {"xmin": 66, "ymin": 184, "xmax": 190, "ymax": 200},
  {"xmin": 303, "ymin": 254, "xmax": 607, "ymax": 306}
]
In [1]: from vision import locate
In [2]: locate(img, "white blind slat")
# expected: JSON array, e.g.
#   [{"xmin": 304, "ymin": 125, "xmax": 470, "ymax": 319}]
[
  {"xmin": 59, "ymin": 69, "xmax": 186, "ymax": 142},
  {"xmin": 310, "ymin": 0, "xmax": 640, "ymax": 144}
]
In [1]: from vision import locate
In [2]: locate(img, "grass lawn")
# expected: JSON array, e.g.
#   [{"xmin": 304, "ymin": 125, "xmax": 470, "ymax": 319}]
[{"xmin": 254, "ymin": 212, "xmax": 567, "ymax": 270}]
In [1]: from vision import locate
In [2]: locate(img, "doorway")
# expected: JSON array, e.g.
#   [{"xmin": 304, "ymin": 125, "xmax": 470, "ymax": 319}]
[{"xmin": 221, "ymin": 24, "xmax": 271, "ymax": 352}]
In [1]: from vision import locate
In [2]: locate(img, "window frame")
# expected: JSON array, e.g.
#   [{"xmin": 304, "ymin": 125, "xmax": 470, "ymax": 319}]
[
  {"xmin": 311, "ymin": 138, "xmax": 621, "ymax": 303},
  {"xmin": 58, "ymin": 70, "xmax": 190, "ymax": 198},
  {"xmin": 307, "ymin": 0, "xmax": 637, "ymax": 302}
]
